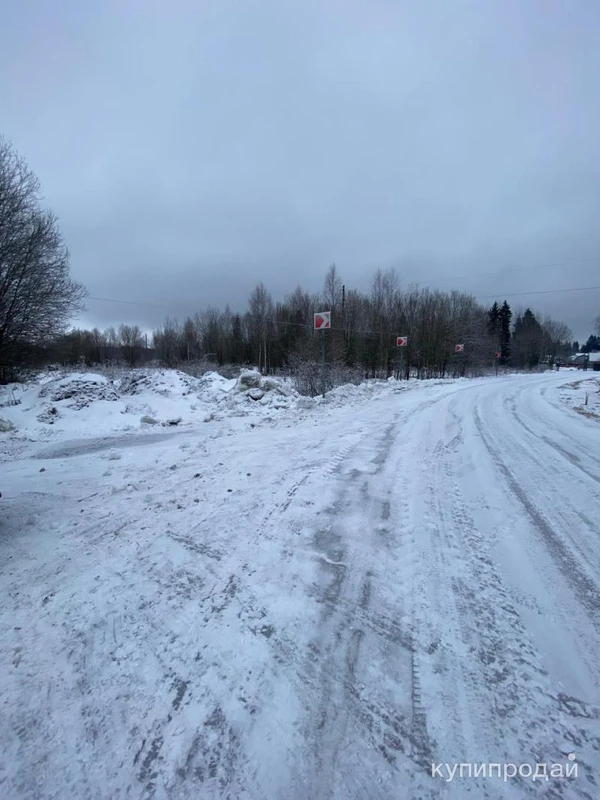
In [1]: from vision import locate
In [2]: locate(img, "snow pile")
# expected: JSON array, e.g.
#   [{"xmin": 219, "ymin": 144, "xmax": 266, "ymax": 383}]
[
  {"xmin": 321, "ymin": 378, "xmax": 386, "ymax": 406},
  {"xmin": 0, "ymin": 367, "xmax": 417, "ymax": 449},
  {"xmin": 39, "ymin": 374, "xmax": 119, "ymax": 409},
  {"xmin": 118, "ymin": 369, "xmax": 201, "ymax": 398},
  {"xmin": 232, "ymin": 370, "xmax": 298, "ymax": 409},
  {"xmin": 113, "ymin": 370, "xmax": 211, "ymax": 426},
  {"xmin": 36, "ymin": 406, "xmax": 61, "ymax": 425},
  {"xmin": 261, "ymin": 376, "xmax": 294, "ymax": 397},
  {"xmin": 196, "ymin": 369, "xmax": 298, "ymax": 416},
  {"xmin": 0, "ymin": 370, "xmax": 204, "ymax": 443},
  {"xmin": 196, "ymin": 371, "xmax": 238, "ymax": 401},
  {"xmin": 236, "ymin": 370, "xmax": 262, "ymax": 391},
  {"xmin": 0, "ymin": 367, "xmax": 304, "ymax": 445}
]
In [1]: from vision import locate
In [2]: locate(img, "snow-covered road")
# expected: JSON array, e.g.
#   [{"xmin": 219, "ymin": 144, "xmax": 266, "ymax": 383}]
[{"xmin": 1, "ymin": 372, "xmax": 599, "ymax": 798}]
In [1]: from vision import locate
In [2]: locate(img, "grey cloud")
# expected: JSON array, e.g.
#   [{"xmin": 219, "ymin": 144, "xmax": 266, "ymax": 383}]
[{"xmin": 2, "ymin": 0, "xmax": 599, "ymax": 340}]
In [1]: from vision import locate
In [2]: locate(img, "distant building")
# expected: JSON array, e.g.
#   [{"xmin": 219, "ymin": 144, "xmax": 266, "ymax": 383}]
[{"xmin": 570, "ymin": 352, "xmax": 600, "ymax": 371}]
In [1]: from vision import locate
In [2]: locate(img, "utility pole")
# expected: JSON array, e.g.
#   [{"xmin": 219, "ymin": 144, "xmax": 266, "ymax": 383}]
[{"xmin": 341, "ymin": 284, "xmax": 346, "ymax": 353}]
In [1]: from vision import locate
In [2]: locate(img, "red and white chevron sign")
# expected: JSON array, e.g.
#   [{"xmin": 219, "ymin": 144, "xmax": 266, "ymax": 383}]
[
  {"xmin": 396, "ymin": 336, "xmax": 408, "ymax": 347},
  {"xmin": 455, "ymin": 343, "xmax": 465, "ymax": 353},
  {"xmin": 314, "ymin": 312, "xmax": 331, "ymax": 330}
]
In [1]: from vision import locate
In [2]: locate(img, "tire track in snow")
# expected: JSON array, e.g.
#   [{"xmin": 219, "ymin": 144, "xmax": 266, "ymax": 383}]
[
  {"xmin": 503, "ymin": 384, "xmax": 600, "ymax": 486},
  {"xmin": 299, "ymin": 417, "xmax": 426, "ymax": 797},
  {"xmin": 292, "ymin": 393, "xmax": 477, "ymax": 796},
  {"xmin": 473, "ymin": 404, "xmax": 600, "ymax": 621},
  {"xmin": 124, "ymin": 424, "xmax": 405, "ymax": 799},
  {"xmin": 408, "ymin": 388, "xmax": 600, "ymax": 795}
]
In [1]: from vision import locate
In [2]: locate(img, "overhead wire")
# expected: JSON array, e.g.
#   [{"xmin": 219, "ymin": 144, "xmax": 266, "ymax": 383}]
[
  {"xmin": 87, "ymin": 253, "xmax": 600, "ymax": 313},
  {"xmin": 83, "ymin": 256, "xmax": 600, "ymax": 341}
]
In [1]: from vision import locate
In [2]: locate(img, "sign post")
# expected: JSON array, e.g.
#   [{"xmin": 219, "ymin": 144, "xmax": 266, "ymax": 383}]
[
  {"xmin": 494, "ymin": 350, "xmax": 501, "ymax": 376},
  {"xmin": 314, "ymin": 312, "xmax": 331, "ymax": 396},
  {"xmin": 454, "ymin": 343, "xmax": 465, "ymax": 377},
  {"xmin": 396, "ymin": 336, "xmax": 408, "ymax": 380}
]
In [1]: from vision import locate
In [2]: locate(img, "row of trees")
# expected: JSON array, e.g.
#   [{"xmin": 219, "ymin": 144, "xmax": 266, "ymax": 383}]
[
  {"xmin": 150, "ymin": 265, "xmax": 576, "ymax": 377},
  {"xmin": 51, "ymin": 324, "xmax": 153, "ymax": 368},
  {"xmin": 48, "ymin": 264, "xmax": 577, "ymax": 381}
]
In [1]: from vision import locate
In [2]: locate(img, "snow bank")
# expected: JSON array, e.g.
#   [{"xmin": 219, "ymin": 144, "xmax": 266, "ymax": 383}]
[
  {"xmin": 321, "ymin": 379, "xmax": 386, "ymax": 406},
  {"xmin": 0, "ymin": 368, "xmax": 300, "ymax": 446},
  {"xmin": 0, "ymin": 367, "xmax": 420, "ymax": 450}
]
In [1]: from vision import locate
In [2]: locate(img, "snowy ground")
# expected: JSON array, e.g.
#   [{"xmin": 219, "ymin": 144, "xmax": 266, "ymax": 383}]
[
  {"xmin": 555, "ymin": 375, "xmax": 600, "ymax": 423},
  {"xmin": 1, "ymin": 369, "xmax": 599, "ymax": 799}
]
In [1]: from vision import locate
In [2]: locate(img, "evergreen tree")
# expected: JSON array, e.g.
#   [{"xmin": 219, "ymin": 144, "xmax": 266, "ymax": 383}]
[
  {"xmin": 581, "ymin": 334, "xmax": 600, "ymax": 353},
  {"xmin": 498, "ymin": 300, "xmax": 512, "ymax": 364},
  {"xmin": 512, "ymin": 308, "xmax": 543, "ymax": 368},
  {"xmin": 487, "ymin": 301, "xmax": 499, "ymax": 337}
]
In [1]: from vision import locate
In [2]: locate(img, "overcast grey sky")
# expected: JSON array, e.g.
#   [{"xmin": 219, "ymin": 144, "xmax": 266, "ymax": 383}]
[{"xmin": 2, "ymin": 0, "xmax": 599, "ymax": 341}]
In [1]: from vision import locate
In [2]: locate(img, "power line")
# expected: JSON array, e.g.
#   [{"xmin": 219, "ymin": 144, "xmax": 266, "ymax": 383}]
[
  {"xmin": 83, "ymin": 260, "xmax": 600, "ymax": 344},
  {"xmin": 475, "ymin": 285, "xmax": 600, "ymax": 300},
  {"xmin": 86, "ymin": 254, "xmax": 600, "ymax": 313},
  {"xmin": 88, "ymin": 280, "xmax": 600, "ymax": 316}
]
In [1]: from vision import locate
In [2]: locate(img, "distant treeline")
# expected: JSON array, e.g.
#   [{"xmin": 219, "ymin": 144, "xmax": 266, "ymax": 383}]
[{"xmin": 42, "ymin": 266, "xmax": 586, "ymax": 381}]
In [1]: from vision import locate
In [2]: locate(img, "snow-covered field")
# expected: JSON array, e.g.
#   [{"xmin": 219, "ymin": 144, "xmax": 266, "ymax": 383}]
[{"xmin": 1, "ymin": 369, "xmax": 599, "ymax": 799}]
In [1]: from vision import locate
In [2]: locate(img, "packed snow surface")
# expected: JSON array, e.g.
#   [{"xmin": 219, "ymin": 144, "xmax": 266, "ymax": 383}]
[{"xmin": 1, "ymin": 369, "xmax": 599, "ymax": 799}]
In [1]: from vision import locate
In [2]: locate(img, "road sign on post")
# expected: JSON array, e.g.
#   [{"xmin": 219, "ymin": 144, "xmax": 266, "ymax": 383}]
[
  {"xmin": 455, "ymin": 344, "xmax": 465, "ymax": 353},
  {"xmin": 314, "ymin": 312, "xmax": 331, "ymax": 330},
  {"xmin": 494, "ymin": 350, "xmax": 501, "ymax": 375},
  {"xmin": 396, "ymin": 336, "xmax": 409, "ymax": 380},
  {"xmin": 314, "ymin": 311, "xmax": 331, "ymax": 396}
]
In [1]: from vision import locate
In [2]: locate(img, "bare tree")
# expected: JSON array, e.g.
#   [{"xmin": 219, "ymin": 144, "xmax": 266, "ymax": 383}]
[
  {"xmin": 542, "ymin": 316, "xmax": 572, "ymax": 364},
  {"xmin": 0, "ymin": 139, "xmax": 86, "ymax": 379},
  {"xmin": 323, "ymin": 263, "xmax": 343, "ymax": 313},
  {"xmin": 246, "ymin": 282, "xmax": 273, "ymax": 372},
  {"xmin": 118, "ymin": 324, "xmax": 144, "ymax": 367},
  {"xmin": 104, "ymin": 326, "xmax": 120, "ymax": 364},
  {"xmin": 90, "ymin": 328, "xmax": 105, "ymax": 364},
  {"xmin": 153, "ymin": 317, "xmax": 182, "ymax": 367},
  {"xmin": 182, "ymin": 316, "xmax": 201, "ymax": 361}
]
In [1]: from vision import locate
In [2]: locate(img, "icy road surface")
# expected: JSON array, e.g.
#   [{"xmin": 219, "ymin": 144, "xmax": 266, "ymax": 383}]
[{"xmin": 1, "ymin": 373, "xmax": 599, "ymax": 799}]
